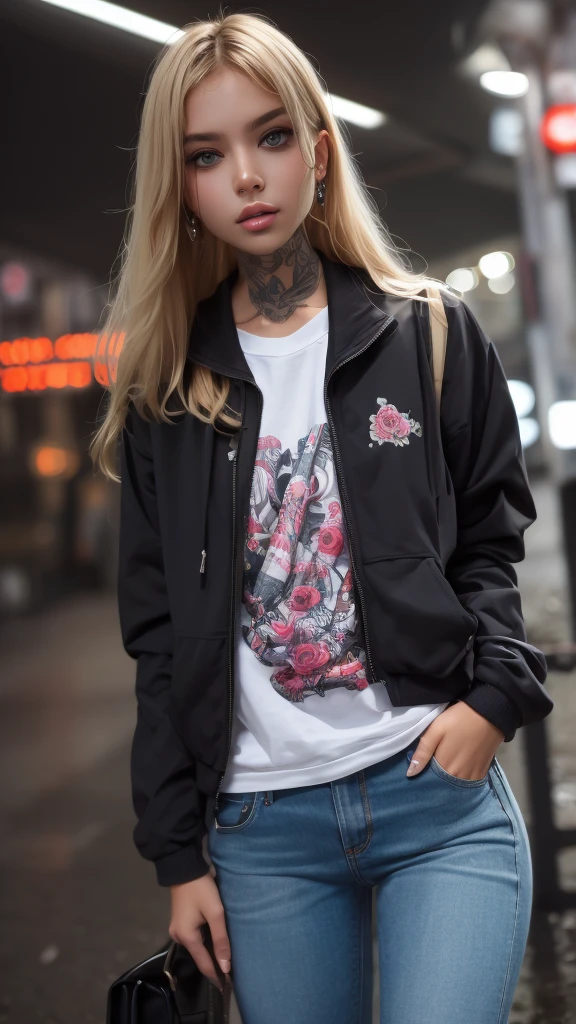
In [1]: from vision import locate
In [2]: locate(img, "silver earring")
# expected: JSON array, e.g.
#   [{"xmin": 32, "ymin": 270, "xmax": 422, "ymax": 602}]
[
  {"xmin": 316, "ymin": 178, "xmax": 326, "ymax": 206},
  {"xmin": 183, "ymin": 206, "xmax": 198, "ymax": 242}
]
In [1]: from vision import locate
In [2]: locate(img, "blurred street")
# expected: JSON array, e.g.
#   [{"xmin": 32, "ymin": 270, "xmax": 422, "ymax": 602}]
[
  {"xmin": 2, "ymin": 2, "xmax": 576, "ymax": 1021},
  {"xmin": 0, "ymin": 476, "xmax": 574, "ymax": 1024}
]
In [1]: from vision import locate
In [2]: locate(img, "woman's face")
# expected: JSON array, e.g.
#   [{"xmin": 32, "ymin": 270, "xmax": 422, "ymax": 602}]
[{"xmin": 182, "ymin": 67, "xmax": 328, "ymax": 253}]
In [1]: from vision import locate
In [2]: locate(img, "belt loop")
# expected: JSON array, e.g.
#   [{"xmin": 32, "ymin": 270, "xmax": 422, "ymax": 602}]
[{"xmin": 263, "ymin": 790, "xmax": 274, "ymax": 805}]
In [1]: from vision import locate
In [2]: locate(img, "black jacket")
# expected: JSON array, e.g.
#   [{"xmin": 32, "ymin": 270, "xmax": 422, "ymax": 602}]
[{"xmin": 117, "ymin": 249, "xmax": 552, "ymax": 886}]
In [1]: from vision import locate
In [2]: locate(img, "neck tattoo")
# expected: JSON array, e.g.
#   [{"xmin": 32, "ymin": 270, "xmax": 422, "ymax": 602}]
[{"xmin": 235, "ymin": 229, "xmax": 321, "ymax": 325}]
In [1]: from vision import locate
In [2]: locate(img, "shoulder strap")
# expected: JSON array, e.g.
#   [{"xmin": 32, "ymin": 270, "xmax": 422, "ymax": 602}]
[{"xmin": 425, "ymin": 284, "xmax": 448, "ymax": 412}]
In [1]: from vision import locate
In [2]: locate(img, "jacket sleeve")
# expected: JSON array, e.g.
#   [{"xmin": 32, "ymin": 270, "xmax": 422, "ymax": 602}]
[
  {"xmin": 439, "ymin": 295, "xmax": 553, "ymax": 742},
  {"xmin": 118, "ymin": 405, "xmax": 211, "ymax": 885}
]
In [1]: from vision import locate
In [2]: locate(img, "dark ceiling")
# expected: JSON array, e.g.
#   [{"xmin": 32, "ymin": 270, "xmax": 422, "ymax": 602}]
[{"xmin": 1, "ymin": 0, "xmax": 524, "ymax": 286}]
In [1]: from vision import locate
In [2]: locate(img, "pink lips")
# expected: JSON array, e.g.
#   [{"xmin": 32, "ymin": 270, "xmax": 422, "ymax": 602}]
[{"xmin": 238, "ymin": 211, "xmax": 278, "ymax": 231}]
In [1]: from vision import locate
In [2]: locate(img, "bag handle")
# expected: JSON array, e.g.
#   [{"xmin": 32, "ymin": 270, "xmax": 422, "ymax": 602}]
[{"xmin": 425, "ymin": 284, "xmax": 448, "ymax": 412}]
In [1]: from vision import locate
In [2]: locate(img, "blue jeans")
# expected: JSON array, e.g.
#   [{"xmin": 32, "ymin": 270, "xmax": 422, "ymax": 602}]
[{"xmin": 207, "ymin": 741, "xmax": 532, "ymax": 1024}]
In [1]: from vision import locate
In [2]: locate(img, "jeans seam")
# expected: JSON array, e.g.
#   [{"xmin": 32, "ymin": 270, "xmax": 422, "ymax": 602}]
[
  {"xmin": 357, "ymin": 888, "xmax": 368, "ymax": 1024},
  {"xmin": 489, "ymin": 764, "xmax": 522, "ymax": 1024},
  {"xmin": 354, "ymin": 771, "xmax": 373, "ymax": 855}
]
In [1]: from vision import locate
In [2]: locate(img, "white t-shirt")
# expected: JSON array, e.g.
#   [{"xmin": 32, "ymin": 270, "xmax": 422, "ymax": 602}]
[{"xmin": 220, "ymin": 305, "xmax": 448, "ymax": 792}]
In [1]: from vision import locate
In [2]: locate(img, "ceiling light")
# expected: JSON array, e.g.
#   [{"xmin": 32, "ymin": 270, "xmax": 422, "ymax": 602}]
[
  {"xmin": 326, "ymin": 94, "xmax": 387, "ymax": 130},
  {"xmin": 480, "ymin": 71, "xmax": 529, "ymax": 98},
  {"xmin": 39, "ymin": 2, "xmax": 386, "ymax": 129},
  {"xmin": 38, "ymin": 0, "xmax": 184, "ymax": 43}
]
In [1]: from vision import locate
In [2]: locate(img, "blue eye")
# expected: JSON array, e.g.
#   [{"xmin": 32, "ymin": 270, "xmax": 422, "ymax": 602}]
[
  {"xmin": 185, "ymin": 126, "xmax": 294, "ymax": 168},
  {"xmin": 262, "ymin": 128, "xmax": 293, "ymax": 147}
]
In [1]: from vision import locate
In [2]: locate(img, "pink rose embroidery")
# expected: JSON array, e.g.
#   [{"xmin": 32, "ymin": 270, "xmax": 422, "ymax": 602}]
[{"xmin": 368, "ymin": 398, "xmax": 422, "ymax": 447}]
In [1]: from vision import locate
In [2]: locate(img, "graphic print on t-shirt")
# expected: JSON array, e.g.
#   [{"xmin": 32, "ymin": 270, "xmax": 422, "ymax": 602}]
[{"xmin": 242, "ymin": 420, "xmax": 368, "ymax": 702}]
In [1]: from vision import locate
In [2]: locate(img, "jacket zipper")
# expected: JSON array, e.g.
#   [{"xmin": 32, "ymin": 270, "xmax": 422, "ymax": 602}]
[
  {"xmin": 323, "ymin": 316, "xmax": 395, "ymax": 686},
  {"xmin": 214, "ymin": 382, "xmax": 264, "ymax": 813},
  {"xmin": 214, "ymin": 316, "xmax": 392, "ymax": 806}
]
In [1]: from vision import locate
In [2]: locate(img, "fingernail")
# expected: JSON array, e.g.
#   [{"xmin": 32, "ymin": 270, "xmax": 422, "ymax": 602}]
[
  {"xmin": 218, "ymin": 958, "xmax": 231, "ymax": 973},
  {"xmin": 406, "ymin": 759, "xmax": 420, "ymax": 776}
]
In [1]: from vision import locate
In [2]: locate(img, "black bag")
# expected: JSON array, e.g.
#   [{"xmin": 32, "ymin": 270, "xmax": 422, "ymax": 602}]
[{"xmin": 106, "ymin": 922, "xmax": 232, "ymax": 1023}]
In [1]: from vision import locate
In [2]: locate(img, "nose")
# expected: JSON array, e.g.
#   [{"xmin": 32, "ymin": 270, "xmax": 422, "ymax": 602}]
[{"xmin": 234, "ymin": 167, "xmax": 264, "ymax": 196}]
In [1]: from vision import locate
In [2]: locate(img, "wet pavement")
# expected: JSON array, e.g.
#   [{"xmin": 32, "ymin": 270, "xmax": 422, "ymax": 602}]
[{"xmin": 0, "ymin": 476, "xmax": 575, "ymax": 1023}]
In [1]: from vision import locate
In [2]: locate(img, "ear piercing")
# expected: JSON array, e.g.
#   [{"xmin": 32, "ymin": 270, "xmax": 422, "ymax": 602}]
[
  {"xmin": 315, "ymin": 165, "xmax": 326, "ymax": 206},
  {"xmin": 183, "ymin": 206, "xmax": 199, "ymax": 242}
]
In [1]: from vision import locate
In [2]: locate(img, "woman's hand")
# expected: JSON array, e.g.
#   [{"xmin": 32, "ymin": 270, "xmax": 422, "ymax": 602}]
[
  {"xmin": 406, "ymin": 701, "xmax": 505, "ymax": 779},
  {"xmin": 169, "ymin": 872, "xmax": 232, "ymax": 992}
]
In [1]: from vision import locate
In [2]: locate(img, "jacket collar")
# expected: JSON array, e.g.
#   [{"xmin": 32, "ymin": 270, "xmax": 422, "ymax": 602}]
[{"xmin": 186, "ymin": 248, "xmax": 397, "ymax": 383}]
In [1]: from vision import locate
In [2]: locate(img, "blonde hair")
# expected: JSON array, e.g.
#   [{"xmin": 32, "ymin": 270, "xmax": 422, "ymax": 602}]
[{"xmin": 90, "ymin": 11, "xmax": 445, "ymax": 480}]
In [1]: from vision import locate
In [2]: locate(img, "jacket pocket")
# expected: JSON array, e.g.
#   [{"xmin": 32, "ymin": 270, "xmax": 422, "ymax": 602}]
[{"xmin": 361, "ymin": 555, "xmax": 477, "ymax": 677}]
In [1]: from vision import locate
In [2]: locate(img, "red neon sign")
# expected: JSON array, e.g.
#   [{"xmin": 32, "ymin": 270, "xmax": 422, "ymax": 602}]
[{"xmin": 0, "ymin": 331, "xmax": 124, "ymax": 392}]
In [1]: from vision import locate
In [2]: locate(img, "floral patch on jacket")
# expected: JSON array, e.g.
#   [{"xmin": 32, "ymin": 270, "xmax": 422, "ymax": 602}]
[{"xmin": 368, "ymin": 398, "xmax": 422, "ymax": 447}]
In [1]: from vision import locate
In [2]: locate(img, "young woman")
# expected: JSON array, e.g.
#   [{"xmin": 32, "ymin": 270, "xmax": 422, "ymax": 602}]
[{"xmin": 92, "ymin": 13, "xmax": 554, "ymax": 1024}]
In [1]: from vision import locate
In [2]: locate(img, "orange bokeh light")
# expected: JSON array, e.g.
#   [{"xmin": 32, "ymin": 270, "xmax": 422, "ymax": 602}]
[{"xmin": 35, "ymin": 447, "xmax": 69, "ymax": 477}]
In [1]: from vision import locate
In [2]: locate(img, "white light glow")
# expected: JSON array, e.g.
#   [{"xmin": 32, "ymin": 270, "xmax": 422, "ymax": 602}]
[
  {"xmin": 445, "ymin": 268, "xmax": 478, "ymax": 292},
  {"xmin": 326, "ymin": 94, "xmax": 387, "ymax": 130},
  {"xmin": 549, "ymin": 401, "xmax": 576, "ymax": 449},
  {"xmin": 462, "ymin": 44, "xmax": 511, "ymax": 78},
  {"xmin": 518, "ymin": 417, "xmax": 540, "ymax": 448},
  {"xmin": 489, "ymin": 108, "xmax": 524, "ymax": 156},
  {"xmin": 480, "ymin": 71, "xmax": 529, "ymax": 98},
  {"xmin": 478, "ymin": 251, "xmax": 515, "ymax": 279},
  {"xmin": 39, "ymin": 0, "xmax": 184, "ymax": 43},
  {"xmin": 508, "ymin": 380, "xmax": 535, "ymax": 419},
  {"xmin": 488, "ymin": 272, "xmax": 515, "ymax": 294}
]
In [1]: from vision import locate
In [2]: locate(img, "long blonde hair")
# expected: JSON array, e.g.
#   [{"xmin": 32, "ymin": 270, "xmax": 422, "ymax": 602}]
[{"xmin": 91, "ymin": 11, "xmax": 444, "ymax": 480}]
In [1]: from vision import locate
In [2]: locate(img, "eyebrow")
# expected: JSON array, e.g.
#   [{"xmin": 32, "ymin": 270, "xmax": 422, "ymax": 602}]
[{"xmin": 183, "ymin": 106, "xmax": 288, "ymax": 145}]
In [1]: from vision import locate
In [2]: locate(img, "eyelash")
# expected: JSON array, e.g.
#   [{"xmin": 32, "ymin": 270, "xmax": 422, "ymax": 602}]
[{"xmin": 185, "ymin": 127, "xmax": 295, "ymax": 168}]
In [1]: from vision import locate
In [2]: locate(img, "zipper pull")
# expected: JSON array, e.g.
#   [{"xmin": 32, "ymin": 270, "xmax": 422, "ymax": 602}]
[
  {"xmin": 199, "ymin": 549, "xmax": 206, "ymax": 573},
  {"xmin": 228, "ymin": 435, "xmax": 238, "ymax": 461}
]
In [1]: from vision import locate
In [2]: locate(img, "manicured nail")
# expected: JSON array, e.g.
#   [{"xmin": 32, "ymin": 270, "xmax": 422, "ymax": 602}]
[
  {"xmin": 406, "ymin": 759, "xmax": 420, "ymax": 776},
  {"xmin": 218, "ymin": 958, "xmax": 231, "ymax": 973}
]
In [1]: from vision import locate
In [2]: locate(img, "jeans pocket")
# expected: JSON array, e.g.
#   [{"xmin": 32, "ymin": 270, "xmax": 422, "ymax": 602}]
[
  {"xmin": 213, "ymin": 791, "xmax": 260, "ymax": 833},
  {"xmin": 406, "ymin": 748, "xmax": 490, "ymax": 788}
]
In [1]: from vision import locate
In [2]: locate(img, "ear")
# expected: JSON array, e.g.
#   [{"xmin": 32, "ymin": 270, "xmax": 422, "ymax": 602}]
[{"xmin": 314, "ymin": 129, "xmax": 330, "ymax": 178}]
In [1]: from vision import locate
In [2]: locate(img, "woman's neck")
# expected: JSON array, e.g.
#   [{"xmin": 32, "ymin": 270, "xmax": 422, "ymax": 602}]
[{"xmin": 233, "ymin": 228, "xmax": 324, "ymax": 328}]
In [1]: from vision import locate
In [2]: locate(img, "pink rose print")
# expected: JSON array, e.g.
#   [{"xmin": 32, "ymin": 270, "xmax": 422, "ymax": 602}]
[
  {"xmin": 290, "ymin": 641, "xmax": 331, "ymax": 673},
  {"xmin": 258, "ymin": 435, "xmax": 281, "ymax": 450},
  {"xmin": 317, "ymin": 525, "xmax": 344, "ymax": 558},
  {"xmin": 288, "ymin": 479, "xmax": 307, "ymax": 498},
  {"xmin": 368, "ymin": 398, "xmax": 422, "ymax": 447},
  {"xmin": 273, "ymin": 666, "xmax": 306, "ymax": 698},
  {"xmin": 288, "ymin": 586, "xmax": 321, "ymax": 612},
  {"xmin": 271, "ymin": 620, "xmax": 295, "ymax": 641}
]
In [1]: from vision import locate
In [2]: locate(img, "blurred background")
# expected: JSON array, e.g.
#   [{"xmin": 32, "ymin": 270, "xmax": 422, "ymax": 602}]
[{"xmin": 1, "ymin": 1, "xmax": 576, "ymax": 1021}]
